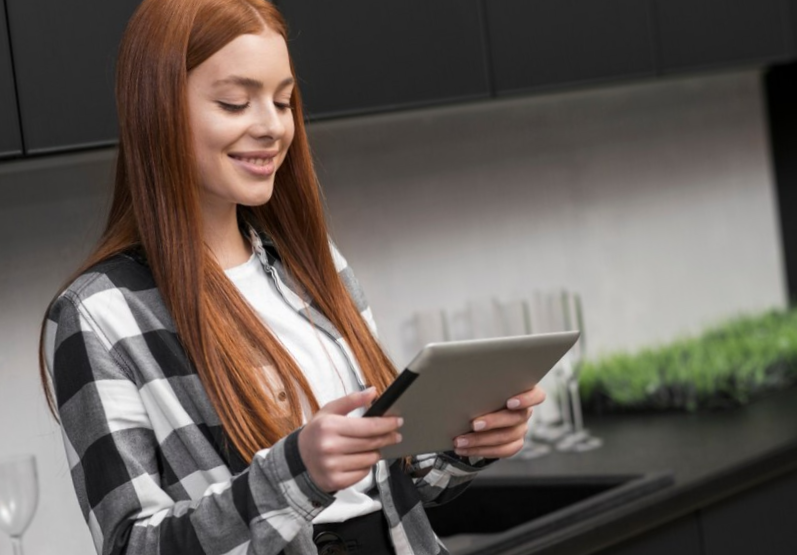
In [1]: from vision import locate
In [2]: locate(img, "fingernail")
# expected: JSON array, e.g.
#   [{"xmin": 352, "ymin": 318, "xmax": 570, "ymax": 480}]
[
  {"xmin": 396, "ymin": 433, "xmax": 403, "ymax": 443},
  {"xmin": 364, "ymin": 386, "xmax": 376, "ymax": 395},
  {"xmin": 455, "ymin": 449, "xmax": 468, "ymax": 456},
  {"xmin": 397, "ymin": 417, "xmax": 404, "ymax": 427},
  {"xmin": 457, "ymin": 437, "xmax": 470, "ymax": 447},
  {"xmin": 507, "ymin": 398, "xmax": 521, "ymax": 409},
  {"xmin": 473, "ymin": 420, "xmax": 486, "ymax": 431}
]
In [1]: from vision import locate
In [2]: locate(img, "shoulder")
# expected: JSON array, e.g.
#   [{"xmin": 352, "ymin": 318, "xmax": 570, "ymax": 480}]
[
  {"xmin": 58, "ymin": 252, "xmax": 155, "ymax": 304},
  {"xmin": 327, "ymin": 238, "xmax": 352, "ymax": 274},
  {"xmin": 47, "ymin": 251, "xmax": 167, "ymax": 337},
  {"xmin": 51, "ymin": 252, "xmax": 156, "ymax": 315},
  {"xmin": 44, "ymin": 252, "xmax": 179, "ymax": 384},
  {"xmin": 325, "ymin": 239, "xmax": 380, "ymax": 337},
  {"xmin": 325, "ymin": 238, "xmax": 365, "ymax": 302}
]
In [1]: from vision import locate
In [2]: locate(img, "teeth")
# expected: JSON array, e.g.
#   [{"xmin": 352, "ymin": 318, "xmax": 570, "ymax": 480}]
[{"xmin": 238, "ymin": 156, "xmax": 272, "ymax": 166}]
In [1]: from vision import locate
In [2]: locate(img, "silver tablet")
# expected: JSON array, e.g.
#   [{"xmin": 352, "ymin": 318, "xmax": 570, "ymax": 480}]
[{"xmin": 364, "ymin": 331, "xmax": 580, "ymax": 459}]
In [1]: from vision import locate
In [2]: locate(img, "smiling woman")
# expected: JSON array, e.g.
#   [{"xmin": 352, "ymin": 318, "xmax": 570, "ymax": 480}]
[
  {"xmin": 188, "ymin": 31, "xmax": 295, "ymax": 238},
  {"xmin": 36, "ymin": 1, "xmax": 544, "ymax": 554}
]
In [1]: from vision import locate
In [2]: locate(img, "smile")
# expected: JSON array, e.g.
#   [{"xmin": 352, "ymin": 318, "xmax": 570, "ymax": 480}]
[{"xmin": 228, "ymin": 153, "xmax": 277, "ymax": 177}]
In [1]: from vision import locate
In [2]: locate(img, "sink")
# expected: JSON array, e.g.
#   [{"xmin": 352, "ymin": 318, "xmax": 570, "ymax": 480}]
[{"xmin": 426, "ymin": 472, "xmax": 674, "ymax": 554}]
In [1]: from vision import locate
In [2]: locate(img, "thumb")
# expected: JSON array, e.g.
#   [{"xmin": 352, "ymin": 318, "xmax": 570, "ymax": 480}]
[{"xmin": 319, "ymin": 387, "xmax": 377, "ymax": 416}]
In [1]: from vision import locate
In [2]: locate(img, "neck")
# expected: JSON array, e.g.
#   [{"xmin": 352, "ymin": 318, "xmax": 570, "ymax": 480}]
[{"xmin": 201, "ymin": 201, "xmax": 251, "ymax": 269}]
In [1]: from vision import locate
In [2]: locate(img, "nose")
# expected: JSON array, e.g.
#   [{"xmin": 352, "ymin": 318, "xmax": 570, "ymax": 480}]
[{"xmin": 250, "ymin": 103, "xmax": 287, "ymax": 141}]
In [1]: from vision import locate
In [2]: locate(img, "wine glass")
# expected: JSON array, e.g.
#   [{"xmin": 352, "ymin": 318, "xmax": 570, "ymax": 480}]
[
  {"xmin": 0, "ymin": 454, "xmax": 39, "ymax": 555},
  {"xmin": 555, "ymin": 291, "xmax": 603, "ymax": 452},
  {"xmin": 495, "ymin": 298, "xmax": 552, "ymax": 460},
  {"xmin": 524, "ymin": 291, "xmax": 570, "ymax": 443}
]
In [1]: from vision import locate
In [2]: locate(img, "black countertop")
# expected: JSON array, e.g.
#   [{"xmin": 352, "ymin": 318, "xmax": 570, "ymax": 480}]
[{"xmin": 475, "ymin": 386, "xmax": 797, "ymax": 554}]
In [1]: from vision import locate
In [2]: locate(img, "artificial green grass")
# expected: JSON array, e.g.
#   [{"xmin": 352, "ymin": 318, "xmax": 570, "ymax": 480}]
[{"xmin": 579, "ymin": 308, "xmax": 797, "ymax": 413}]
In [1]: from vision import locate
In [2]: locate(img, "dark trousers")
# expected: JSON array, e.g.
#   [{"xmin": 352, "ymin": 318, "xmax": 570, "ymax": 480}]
[{"xmin": 313, "ymin": 510, "xmax": 395, "ymax": 555}]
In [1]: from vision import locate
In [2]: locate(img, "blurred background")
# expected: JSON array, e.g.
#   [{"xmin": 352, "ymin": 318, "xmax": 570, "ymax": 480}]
[{"xmin": 1, "ymin": 1, "xmax": 797, "ymax": 554}]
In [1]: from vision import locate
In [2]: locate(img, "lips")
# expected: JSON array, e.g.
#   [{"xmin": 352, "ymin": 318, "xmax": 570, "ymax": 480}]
[{"xmin": 228, "ymin": 151, "xmax": 278, "ymax": 177}]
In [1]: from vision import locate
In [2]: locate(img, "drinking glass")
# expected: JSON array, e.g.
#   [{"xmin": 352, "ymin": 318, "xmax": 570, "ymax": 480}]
[
  {"xmin": 495, "ymin": 299, "xmax": 551, "ymax": 460},
  {"xmin": 554, "ymin": 292, "xmax": 603, "ymax": 452},
  {"xmin": 0, "ymin": 454, "xmax": 39, "ymax": 555},
  {"xmin": 525, "ymin": 291, "xmax": 570, "ymax": 443}
]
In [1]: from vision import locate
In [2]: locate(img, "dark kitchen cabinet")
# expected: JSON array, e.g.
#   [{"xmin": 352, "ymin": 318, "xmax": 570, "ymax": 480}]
[
  {"xmin": 5, "ymin": 0, "xmax": 139, "ymax": 154},
  {"xmin": 483, "ymin": 0, "xmax": 656, "ymax": 96},
  {"xmin": 0, "ymin": 0, "xmax": 22, "ymax": 158},
  {"xmin": 653, "ymin": 0, "xmax": 792, "ymax": 73},
  {"xmin": 591, "ymin": 472, "xmax": 797, "ymax": 555},
  {"xmin": 701, "ymin": 470, "xmax": 797, "ymax": 555},
  {"xmin": 278, "ymin": 1, "xmax": 490, "ymax": 119},
  {"xmin": 590, "ymin": 514, "xmax": 702, "ymax": 555}
]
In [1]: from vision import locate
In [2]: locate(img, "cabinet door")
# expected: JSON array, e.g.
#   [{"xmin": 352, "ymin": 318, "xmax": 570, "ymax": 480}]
[
  {"xmin": 278, "ymin": 1, "xmax": 490, "ymax": 119},
  {"xmin": 0, "ymin": 0, "xmax": 22, "ymax": 158},
  {"xmin": 484, "ymin": 0, "xmax": 656, "ymax": 96},
  {"xmin": 654, "ymin": 0, "xmax": 791, "ymax": 72},
  {"xmin": 591, "ymin": 514, "xmax": 702, "ymax": 555},
  {"xmin": 701, "ymin": 470, "xmax": 797, "ymax": 555},
  {"xmin": 5, "ymin": 0, "xmax": 140, "ymax": 154}
]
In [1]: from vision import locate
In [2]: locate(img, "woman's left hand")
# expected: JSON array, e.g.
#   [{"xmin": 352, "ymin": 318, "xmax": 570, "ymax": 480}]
[{"xmin": 452, "ymin": 386, "xmax": 546, "ymax": 459}]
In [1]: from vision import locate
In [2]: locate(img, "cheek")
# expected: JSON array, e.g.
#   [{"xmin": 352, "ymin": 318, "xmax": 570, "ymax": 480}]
[
  {"xmin": 197, "ymin": 117, "xmax": 237, "ymax": 152},
  {"xmin": 192, "ymin": 116, "xmax": 239, "ymax": 181}
]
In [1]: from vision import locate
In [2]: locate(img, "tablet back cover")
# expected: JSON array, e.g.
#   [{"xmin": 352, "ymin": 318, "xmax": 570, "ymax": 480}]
[{"xmin": 379, "ymin": 331, "xmax": 579, "ymax": 459}]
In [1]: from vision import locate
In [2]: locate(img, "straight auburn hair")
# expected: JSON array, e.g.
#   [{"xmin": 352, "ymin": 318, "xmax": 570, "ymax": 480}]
[{"xmin": 39, "ymin": 0, "xmax": 397, "ymax": 462}]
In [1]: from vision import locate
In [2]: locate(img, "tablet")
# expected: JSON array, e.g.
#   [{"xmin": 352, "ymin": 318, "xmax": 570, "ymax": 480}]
[{"xmin": 364, "ymin": 331, "xmax": 580, "ymax": 459}]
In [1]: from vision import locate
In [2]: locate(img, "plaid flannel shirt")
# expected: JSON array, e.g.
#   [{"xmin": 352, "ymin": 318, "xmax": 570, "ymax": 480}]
[{"xmin": 44, "ymin": 227, "xmax": 491, "ymax": 555}]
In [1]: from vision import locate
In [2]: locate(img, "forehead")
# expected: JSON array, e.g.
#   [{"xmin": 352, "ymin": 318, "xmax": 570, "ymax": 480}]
[{"xmin": 190, "ymin": 29, "xmax": 291, "ymax": 85}]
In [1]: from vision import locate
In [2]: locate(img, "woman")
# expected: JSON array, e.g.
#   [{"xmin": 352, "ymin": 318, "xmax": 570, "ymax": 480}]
[{"xmin": 39, "ymin": 0, "xmax": 544, "ymax": 554}]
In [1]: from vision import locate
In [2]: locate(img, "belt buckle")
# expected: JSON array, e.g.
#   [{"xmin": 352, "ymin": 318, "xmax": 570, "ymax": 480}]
[{"xmin": 313, "ymin": 531, "xmax": 348, "ymax": 555}]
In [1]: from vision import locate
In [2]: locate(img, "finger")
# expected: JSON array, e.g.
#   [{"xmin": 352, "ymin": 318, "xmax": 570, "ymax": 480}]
[
  {"xmin": 506, "ymin": 386, "xmax": 546, "ymax": 410},
  {"xmin": 334, "ymin": 451, "xmax": 384, "ymax": 472},
  {"xmin": 455, "ymin": 438, "xmax": 525, "ymax": 459},
  {"xmin": 338, "ymin": 415, "xmax": 404, "ymax": 439},
  {"xmin": 319, "ymin": 387, "xmax": 378, "ymax": 416},
  {"xmin": 334, "ymin": 431, "xmax": 403, "ymax": 454},
  {"xmin": 455, "ymin": 423, "xmax": 526, "ymax": 450},
  {"xmin": 470, "ymin": 407, "xmax": 532, "ymax": 432}
]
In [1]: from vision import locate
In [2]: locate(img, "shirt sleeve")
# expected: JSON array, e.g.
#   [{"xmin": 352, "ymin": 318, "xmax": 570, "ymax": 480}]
[
  {"xmin": 45, "ymin": 292, "xmax": 335, "ymax": 555},
  {"xmin": 404, "ymin": 451, "xmax": 496, "ymax": 507}
]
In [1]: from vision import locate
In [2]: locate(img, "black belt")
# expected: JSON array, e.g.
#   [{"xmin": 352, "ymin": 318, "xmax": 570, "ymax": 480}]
[{"xmin": 313, "ymin": 510, "xmax": 395, "ymax": 555}]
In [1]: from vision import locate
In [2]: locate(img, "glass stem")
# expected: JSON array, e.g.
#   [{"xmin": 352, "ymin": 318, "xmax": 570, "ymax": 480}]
[
  {"xmin": 11, "ymin": 536, "xmax": 24, "ymax": 555},
  {"xmin": 569, "ymin": 378, "xmax": 584, "ymax": 433}
]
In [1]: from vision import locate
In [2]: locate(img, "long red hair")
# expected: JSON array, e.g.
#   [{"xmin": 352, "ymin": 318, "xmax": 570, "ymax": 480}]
[{"xmin": 39, "ymin": 0, "xmax": 397, "ymax": 462}]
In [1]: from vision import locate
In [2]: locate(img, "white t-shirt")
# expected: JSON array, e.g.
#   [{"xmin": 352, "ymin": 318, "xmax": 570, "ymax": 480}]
[{"xmin": 225, "ymin": 252, "xmax": 381, "ymax": 523}]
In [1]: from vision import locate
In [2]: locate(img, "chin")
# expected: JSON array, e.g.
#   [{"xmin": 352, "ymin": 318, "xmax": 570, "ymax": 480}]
[{"xmin": 240, "ymin": 191, "xmax": 274, "ymax": 207}]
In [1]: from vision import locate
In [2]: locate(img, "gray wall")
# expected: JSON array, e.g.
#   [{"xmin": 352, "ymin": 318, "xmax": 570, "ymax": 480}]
[
  {"xmin": 0, "ymin": 69, "xmax": 786, "ymax": 554},
  {"xmin": 311, "ymin": 69, "xmax": 786, "ymax": 365}
]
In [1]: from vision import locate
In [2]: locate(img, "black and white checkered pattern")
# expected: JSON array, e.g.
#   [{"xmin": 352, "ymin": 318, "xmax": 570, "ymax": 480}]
[{"xmin": 44, "ymin": 227, "xmax": 490, "ymax": 555}]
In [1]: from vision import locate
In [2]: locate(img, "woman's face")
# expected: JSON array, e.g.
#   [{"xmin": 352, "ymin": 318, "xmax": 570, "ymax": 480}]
[{"xmin": 187, "ymin": 29, "xmax": 295, "ymax": 214}]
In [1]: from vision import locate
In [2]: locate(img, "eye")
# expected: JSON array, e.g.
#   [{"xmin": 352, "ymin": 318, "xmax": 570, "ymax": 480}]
[
  {"xmin": 275, "ymin": 101, "xmax": 292, "ymax": 111},
  {"xmin": 217, "ymin": 101, "xmax": 249, "ymax": 112}
]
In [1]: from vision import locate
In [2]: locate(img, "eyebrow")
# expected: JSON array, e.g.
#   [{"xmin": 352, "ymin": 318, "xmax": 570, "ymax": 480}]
[{"xmin": 211, "ymin": 75, "xmax": 295, "ymax": 90}]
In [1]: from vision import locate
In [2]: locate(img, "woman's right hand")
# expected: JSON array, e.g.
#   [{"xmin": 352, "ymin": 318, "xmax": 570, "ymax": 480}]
[{"xmin": 298, "ymin": 387, "xmax": 403, "ymax": 493}]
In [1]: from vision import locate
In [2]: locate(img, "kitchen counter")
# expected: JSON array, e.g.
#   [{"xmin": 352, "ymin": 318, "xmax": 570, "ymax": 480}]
[{"xmin": 460, "ymin": 386, "xmax": 797, "ymax": 554}]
